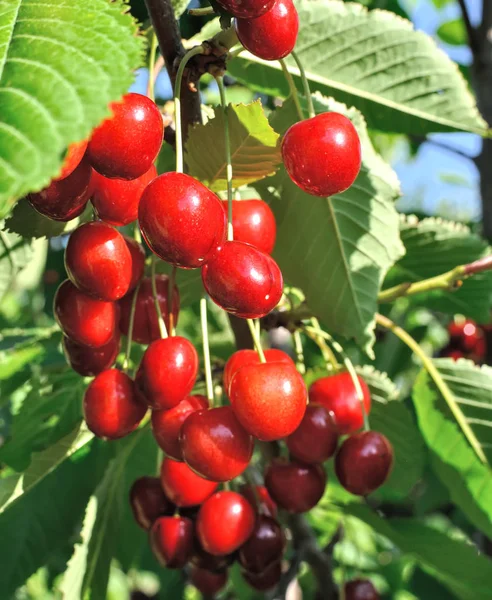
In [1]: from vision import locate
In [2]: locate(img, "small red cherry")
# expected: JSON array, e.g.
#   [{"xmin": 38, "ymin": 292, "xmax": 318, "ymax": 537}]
[
  {"xmin": 222, "ymin": 199, "xmax": 276, "ymax": 254},
  {"xmin": 139, "ymin": 172, "xmax": 227, "ymax": 268},
  {"xmin": 265, "ymin": 459, "xmax": 326, "ymax": 513},
  {"xmin": 335, "ymin": 431, "xmax": 393, "ymax": 496},
  {"xmin": 160, "ymin": 458, "xmax": 218, "ymax": 507},
  {"xmin": 197, "ymin": 491, "xmax": 256, "ymax": 556},
  {"xmin": 242, "ymin": 562, "xmax": 282, "ymax": 591},
  {"xmin": 447, "ymin": 319, "xmax": 486, "ymax": 360},
  {"xmin": 286, "ymin": 403, "xmax": 339, "ymax": 464},
  {"xmin": 129, "ymin": 476, "xmax": 174, "ymax": 530},
  {"xmin": 238, "ymin": 515, "xmax": 285, "ymax": 575},
  {"xmin": 190, "ymin": 566, "xmax": 228, "ymax": 596},
  {"xmin": 83, "ymin": 369, "xmax": 147, "ymax": 439},
  {"xmin": 87, "ymin": 93, "xmax": 163, "ymax": 180},
  {"xmin": 123, "ymin": 235, "xmax": 146, "ymax": 291},
  {"xmin": 216, "ymin": 0, "xmax": 274, "ymax": 18},
  {"xmin": 180, "ymin": 406, "xmax": 254, "ymax": 481},
  {"xmin": 149, "ymin": 516, "xmax": 194, "ymax": 568},
  {"xmin": 57, "ymin": 139, "xmax": 88, "ymax": 180},
  {"xmin": 62, "ymin": 333, "xmax": 120, "ymax": 377},
  {"xmin": 240, "ymin": 484, "xmax": 277, "ymax": 518},
  {"xmin": 345, "ymin": 579, "xmax": 380, "ymax": 600}
]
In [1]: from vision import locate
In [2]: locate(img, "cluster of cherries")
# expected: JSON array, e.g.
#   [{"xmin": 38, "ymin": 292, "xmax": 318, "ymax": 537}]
[{"xmin": 441, "ymin": 318, "xmax": 488, "ymax": 363}]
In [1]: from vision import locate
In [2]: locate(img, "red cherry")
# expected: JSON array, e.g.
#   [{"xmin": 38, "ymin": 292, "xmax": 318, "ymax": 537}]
[
  {"xmin": 27, "ymin": 157, "xmax": 92, "ymax": 221},
  {"xmin": 54, "ymin": 280, "xmax": 118, "ymax": 347},
  {"xmin": 83, "ymin": 369, "xmax": 147, "ymax": 439},
  {"xmin": 242, "ymin": 562, "xmax": 282, "ymax": 591},
  {"xmin": 281, "ymin": 112, "xmax": 361, "ymax": 197},
  {"xmin": 265, "ymin": 459, "xmax": 326, "ymax": 513},
  {"xmin": 57, "ymin": 139, "xmax": 88, "ymax": 180},
  {"xmin": 335, "ymin": 431, "xmax": 393, "ymax": 496},
  {"xmin": 139, "ymin": 172, "xmax": 227, "ymax": 268},
  {"xmin": 190, "ymin": 566, "xmax": 228, "ymax": 595},
  {"xmin": 137, "ymin": 336, "xmax": 198, "ymax": 409},
  {"xmin": 87, "ymin": 93, "xmax": 163, "ymax": 180},
  {"xmin": 129, "ymin": 476, "xmax": 175, "ymax": 530},
  {"xmin": 160, "ymin": 458, "xmax": 218, "ymax": 507},
  {"xmin": 448, "ymin": 319, "xmax": 486, "ymax": 360},
  {"xmin": 62, "ymin": 333, "xmax": 120, "ymax": 377},
  {"xmin": 238, "ymin": 515, "xmax": 285, "ymax": 575},
  {"xmin": 123, "ymin": 235, "xmax": 146, "ymax": 291},
  {"xmin": 216, "ymin": 0, "xmax": 274, "ymax": 18},
  {"xmin": 308, "ymin": 372, "xmax": 371, "ymax": 435},
  {"xmin": 240, "ymin": 484, "xmax": 277, "ymax": 518},
  {"xmin": 180, "ymin": 406, "xmax": 254, "ymax": 481},
  {"xmin": 151, "ymin": 394, "xmax": 209, "ymax": 460},
  {"xmin": 229, "ymin": 362, "xmax": 306, "ymax": 441},
  {"xmin": 65, "ymin": 222, "xmax": 132, "ymax": 301},
  {"xmin": 197, "ymin": 491, "xmax": 256, "ymax": 556},
  {"xmin": 190, "ymin": 543, "xmax": 236, "ymax": 572},
  {"xmin": 202, "ymin": 241, "xmax": 283, "ymax": 319},
  {"xmin": 235, "ymin": 0, "xmax": 299, "ymax": 61},
  {"xmin": 149, "ymin": 516, "xmax": 194, "ymax": 568},
  {"xmin": 222, "ymin": 199, "xmax": 276, "ymax": 254},
  {"xmin": 345, "ymin": 579, "xmax": 380, "ymax": 600},
  {"xmin": 286, "ymin": 403, "xmax": 339, "ymax": 464}
]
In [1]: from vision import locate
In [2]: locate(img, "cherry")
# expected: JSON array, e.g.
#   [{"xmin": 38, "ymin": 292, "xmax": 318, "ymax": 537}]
[
  {"xmin": 137, "ymin": 336, "xmax": 198, "ymax": 410},
  {"xmin": 129, "ymin": 476, "xmax": 174, "ymax": 530},
  {"xmin": 190, "ymin": 543, "xmax": 236, "ymax": 572},
  {"xmin": 190, "ymin": 566, "xmax": 228, "ymax": 596},
  {"xmin": 149, "ymin": 516, "xmax": 194, "ymax": 569},
  {"xmin": 308, "ymin": 372, "xmax": 371, "ymax": 435},
  {"xmin": 87, "ymin": 93, "xmax": 163, "ymax": 180},
  {"xmin": 242, "ymin": 562, "xmax": 282, "ymax": 591},
  {"xmin": 444, "ymin": 319, "xmax": 486, "ymax": 361},
  {"xmin": 180, "ymin": 406, "xmax": 254, "ymax": 481},
  {"xmin": 345, "ymin": 579, "xmax": 380, "ymax": 600},
  {"xmin": 138, "ymin": 172, "xmax": 227, "ymax": 268},
  {"xmin": 27, "ymin": 157, "xmax": 92, "ymax": 221},
  {"xmin": 222, "ymin": 199, "xmax": 276, "ymax": 254},
  {"xmin": 240, "ymin": 484, "xmax": 277, "ymax": 518},
  {"xmin": 238, "ymin": 515, "xmax": 285, "ymax": 575},
  {"xmin": 123, "ymin": 235, "xmax": 146, "ymax": 291},
  {"xmin": 62, "ymin": 333, "xmax": 120, "ymax": 377},
  {"xmin": 160, "ymin": 458, "xmax": 218, "ymax": 507},
  {"xmin": 281, "ymin": 112, "xmax": 361, "ymax": 198},
  {"xmin": 119, "ymin": 275, "xmax": 180, "ymax": 344},
  {"xmin": 335, "ymin": 431, "xmax": 393, "ymax": 496},
  {"xmin": 229, "ymin": 362, "xmax": 306, "ymax": 441},
  {"xmin": 202, "ymin": 241, "xmax": 283, "ymax": 319},
  {"xmin": 54, "ymin": 280, "xmax": 118, "ymax": 347},
  {"xmin": 65, "ymin": 221, "xmax": 132, "ymax": 301},
  {"xmin": 91, "ymin": 165, "xmax": 157, "ymax": 226},
  {"xmin": 197, "ymin": 491, "xmax": 256, "ymax": 556},
  {"xmin": 265, "ymin": 459, "xmax": 326, "ymax": 513},
  {"xmin": 57, "ymin": 139, "xmax": 88, "ymax": 180},
  {"xmin": 216, "ymin": 0, "xmax": 274, "ymax": 18},
  {"xmin": 83, "ymin": 369, "xmax": 147, "ymax": 439},
  {"xmin": 235, "ymin": 0, "xmax": 299, "ymax": 61},
  {"xmin": 286, "ymin": 403, "xmax": 339, "ymax": 464}
]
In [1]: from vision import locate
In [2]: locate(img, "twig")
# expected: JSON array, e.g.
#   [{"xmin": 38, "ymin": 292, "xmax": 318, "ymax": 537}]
[{"xmin": 457, "ymin": 0, "xmax": 479, "ymax": 53}]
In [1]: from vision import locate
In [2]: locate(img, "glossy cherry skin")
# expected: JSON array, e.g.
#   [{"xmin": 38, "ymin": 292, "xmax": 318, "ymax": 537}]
[
  {"xmin": 286, "ymin": 403, "xmax": 339, "ymax": 464},
  {"xmin": 444, "ymin": 319, "xmax": 487, "ymax": 361},
  {"xmin": 202, "ymin": 241, "xmax": 283, "ymax": 319},
  {"xmin": 129, "ymin": 476, "xmax": 175, "ymax": 530},
  {"xmin": 123, "ymin": 235, "xmax": 146, "ymax": 291},
  {"xmin": 308, "ymin": 372, "xmax": 371, "ymax": 435},
  {"xmin": 83, "ymin": 369, "xmax": 147, "ymax": 439},
  {"xmin": 62, "ymin": 333, "xmax": 120, "ymax": 377},
  {"xmin": 240, "ymin": 484, "xmax": 277, "ymax": 518},
  {"xmin": 216, "ymin": 0, "xmax": 274, "ymax": 18},
  {"xmin": 335, "ymin": 431, "xmax": 393, "ymax": 496},
  {"xmin": 119, "ymin": 275, "xmax": 180, "ymax": 344},
  {"xmin": 54, "ymin": 280, "xmax": 118, "ymax": 347},
  {"xmin": 265, "ymin": 459, "xmax": 326, "ymax": 513},
  {"xmin": 65, "ymin": 222, "xmax": 132, "ymax": 301},
  {"xmin": 229, "ymin": 362, "xmax": 306, "ymax": 441},
  {"xmin": 235, "ymin": 0, "xmax": 299, "ymax": 61},
  {"xmin": 345, "ymin": 579, "xmax": 380, "ymax": 600},
  {"xmin": 57, "ymin": 139, "xmax": 88, "ymax": 180},
  {"xmin": 149, "ymin": 516, "xmax": 194, "ymax": 568},
  {"xmin": 242, "ymin": 562, "xmax": 282, "ymax": 591},
  {"xmin": 160, "ymin": 458, "xmax": 218, "ymax": 507},
  {"xmin": 222, "ymin": 199, "xmax": 276, "ymax": 254},
  {"xmin": 238, "ymin": 515, "xmax": 285, "ymax": 575},
  {"xmin": 180, "ymin": 406, "xmax": 254, "ymax": 481},
  {"xmin": 139, "ymin": 172, "xmax": 227, "ymax": 268},
  {"xmin": 282, "ymin": 112, "xmax": 361, "ymax": 197},
  {"xmin": 190, "ymin": 542, "xmax": 236, "ymax": 572},
  {"xmin": 190, "ymin": 566, "xmax": 228, "ymax": 595},
  {"xmin": 197, "ymin": 492, "xmax": 256, "ymax": 556},
  {"xmin": 87, "ymin": 93, "xmax": 163, "ymax": 180}
]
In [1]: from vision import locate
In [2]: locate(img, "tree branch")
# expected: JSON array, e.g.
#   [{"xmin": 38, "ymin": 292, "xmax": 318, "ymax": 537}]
[{"xmin": 457, "ymin": 0, "xmax": 479, "ymax": 54}]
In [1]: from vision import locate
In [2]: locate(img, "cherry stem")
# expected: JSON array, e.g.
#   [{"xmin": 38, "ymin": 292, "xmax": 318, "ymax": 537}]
[
  {"xmin": 133, "ymin": 221, "xmax": 142, "ymax": 243},
  {"xmin": 151, "ymin": 255, "xmax": 168, "ymax": 338},
  {"xmin": 147, "ymin": 32, "xmax": 159, "ymax": 101},
  {"xmin": 200, "ymin": 296, "xmax": 215, "ymax": 404},
  {"xmin": 216, "ymin": 75, "xmax": 234, "ymax": 241},
  {"xmin": 189, "ymin": 6, "xmax": 215, "ymax": 15},
  {"xmin": 293, "ymin": 329, "xmax": 306, "ymax": 375},
  {"xmin": 122, "ymin": 282, "xmax": 141, "ymax": 373},
  {"xmin": 305, "ymin": 317, "xmax": 339, "ymax": 370},
  {"xmin": 247, "ymin": 318, "xmax": 266, "ymax": 363},
  {"xmin": 279, "ymin": 58, "xmax": 304, "ymax": 121},
  {"xmin": 291, "ymin": 51, "xmax": 315, "ymax": 119},
  {"xmin": 156, "ymin": 448, "xmax": 164, "ymax": 476},
  {"xmin": 168, "ymin": 265, "xmax": 177, "ymax": 336}
]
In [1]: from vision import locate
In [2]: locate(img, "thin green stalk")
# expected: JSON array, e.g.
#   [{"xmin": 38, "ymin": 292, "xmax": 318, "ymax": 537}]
[
  {"xmin": 133, "ymin": 221, "xmax": 142, "ymax": 244},
  {"xmin": 293, "ymin": 329, "xmax": 306, "ymax": 375},
  {"xmin": 216, "ymin": 75, "xmax": 234, "ymax": 241},
  {"xmin": 151, "ymin": 255, "xmax": 168, "ymax": 338},
  {"xmin": 247, "ymin": 318, "xmax": 266, "ymax": 363},
  {"xmin": 168, "ymin": 266, "xmax": 177, "ymax": 336},
  {"xmin": 189, "ymin": 6, "xmax": 215, "ymax": 15},
  {"xmin": 291, "ymin": 51, "xmax": 315, "ymax": 118},
  {"xmin": 156, "ymin": 448, "xmax": 164, "ymax": 476},
  {"xmin": 147, "ymin": 32, "xmax": 159, "ymax": 102},
  {"xmin": 307, "ymin": 317, "xmax": 339, "ymax": 370},
  {"xmin": 279, "ymin": 58, "xmax": 304, "ymax": 121},
  {"xmin": 200, "ymin": 296, "xmax": 215, "ymax": 404},
  {"xmin": 122, "ymin": 282, "xmax": 141, "ymax": 372}
]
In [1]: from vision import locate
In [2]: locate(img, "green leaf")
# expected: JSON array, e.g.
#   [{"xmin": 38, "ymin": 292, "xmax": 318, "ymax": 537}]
[
  {"xmin": 437, "ymin": 19, "xmax": 467, "ymax": 46},
  {"xmin": 357, "ymin": 364, "xmax": 398, "ymax": 402},
  {"xmin": 0, "ymin": 0, "xmax": 144, "ymax": 218},
  {"xmin": 0, "ymin": 226, "xmax": 33, "ymax": 299}
]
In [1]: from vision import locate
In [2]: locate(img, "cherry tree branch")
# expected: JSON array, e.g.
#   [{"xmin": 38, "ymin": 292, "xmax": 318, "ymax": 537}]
[{"xmin": 457, "ymin": 0, "xmax": 479, "ymax": 53}]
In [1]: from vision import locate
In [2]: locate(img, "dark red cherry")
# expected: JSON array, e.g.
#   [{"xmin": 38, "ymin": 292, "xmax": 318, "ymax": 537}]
[
  {"xmin": 57, "ymin": 139, "xmax": 88, "ymax": 180},
  {"xmin": 446, "ymin": 319, "xmax": 486, "ymax": 361},
  {"xmin": 222, "ymin": 199, "xmax": 276, "ymax": 254},
  {"xmin": 308, "ymin": 372, "xmax": 371, "ymax": 435},
  {"xmin": 180, "ymin": 406, "xmax": 254, "ymax": 481},
  {"xmin": 62, "ymin": 333, "xmax": 120, "ymax": 376},
  {"xmin": 265, "ymin": 459, "xmax": 326, "ymax": 513},
  {"xmin": 242, "ymin": 562, "xmax": 282, "ymax": 591},
  {"xmin": 129, "ymin": 476, "xmax": 175, "ymax": 530},
  {"xmin": 87, "ymin": 93, "xmax": 163, "ymax": 180},
  {"xmin": 286, "ymin": 403, "xmax": 339, "ymax": 464},
  {"xmin": 216, "ymin": 0, "xmax": 274, "ymax": 18},
  {"xmin": 119, "ymin": 275, "xmax": 180, "ymax": 344},
  {"xmin": 65, "ymin": 222, "xmax": 132, "ymax": 301},
  {"xmin": 335, "ymin": 431, "xmax": 393, "ymax": 496},
  {"xmin": 139, "ymin": 172, "xmax": 227, "ymax": 268},
  {"xmin": 197, "ymin": 491, "xmax": 256, "ymax": 556},
  {"xmin": 190, "ymin": 543, "xmax": 236, "ymax": 572},
  {"xmin": 137, "ymin": 336, "xmax": 198, "ymax": 409},
  {"xmin": 345, "ymin": 579, "xmax": 380, "ymax": 600},
  {"xmin": 229, "ymin": 362, "xmax": 306, "ymax": 441},
  {"xmin": 160, "ymin": 458, "xmax": 218, "ymax": 507},
  {"xmin": 202, "ymin": 241, "xmax": 283, "ymax": 319},
  {"xmin": 123, "ymin": 235, "xmax": 146, "ymax": 292},
  {"xmin": 54, "ymin": 280, "xmax": 118, "ymax": 347},
  {"xmin": 235, "ymin": 0, "xmax": 299, "ymax": 61},
  {"xmin": 151, "ymin": 394, "xmax": 209, "ymax": 460},
  {"xmin": 83, "ymin": 369, "xmax": 147, "ymax": 439},
  {"xmin": 27, "ymin": 157, "xmax": 92, "ymax": 221},
  {"xmin": 282, "ymin": 112, "xmax": 361, "ymax": 197},
  {"xmin": 238, "ymin": 515, "xmax": 285, "ymax": 575},
  {"xmin": 190, "ymin": 566, "xmax": 228, "ymax": 595},
  {"xmin": 240, "ymin": 484, "xmax": 277, "ymax": 518},
  {"xmin": 149, "ymin": 516, "xmax": 194, "ymax": 568}
]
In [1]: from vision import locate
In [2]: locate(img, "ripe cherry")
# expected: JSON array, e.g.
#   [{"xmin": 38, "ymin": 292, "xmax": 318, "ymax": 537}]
[
  {"xmin": 65, "ymin": 222, "xmax": 132, "ymax": 301},
  {"xmin": 242, "ymin": 562, "xmax": 282, "ymax": 591},
  {"xmin": 281, "ymin": 112, "xmax": 361, "ymax": 197},
  {"xmin": 139, "ymin": 172, "xmax": 227, "ymax": 268},
  {"xmin": 265, "ymin": 459, "xmax": 326, "ymax": 513},
  {"xmin": 308, "ymin": 372, "xmax": 371, "ymax": 435},
  {"xmin": 240, "ymin": 484, "xmax": 277, "ymax": 518},
  {"xmin": 87, "ymin": 93, "xmax": 163, "ymax": 180},
  {"xmin": 54, "ymin": 280, "xmax": 118, "ymax": 347},
  {"xmin": 222, "ymin": 199, "xmax": 276, "ymax": 254},
  {"xmin": 235, "ymin": 0, "xmax": 299, "ymax": 61},
  {"xmin": 335, "ymin": 431, "xmax": 393, "ymax": 496},
  {"xmin": 190, "ymin": 566, "xmax": 228, "ymax": 596},
  {"xmin": 197, "ymin": 491, "xmax": 256, "ymax": 556},
  {"xmin": 57, "ymin": 139, "xmax": 88, "ymax": 180},
  {"xmin": 190, "ymin": 543, "xmax": 236, "ymax": 572},
  {"xmin": 238, "ymin": 515, "xmax": 285, "ymax": 575},
  {"xmin": 123, "ymin": 235, "xmax": 146, "ymax": 291},
  {"xmin": 286, "ymin": 403, "xmax": 339, "ymax": 464},
  {"xmin": 216, "ymin": 0, "xmax": 274, "ymax": 18},
  {"xmin": 229, "ymin": 362, "xmax": 306, "ymax": 441},
  {"xmin": 62, "ymin": 333, "xmax": 120, "ymax": 377},
  {"xmin": 180, "ymin": 406, "xmax": 254, "ymax": 481},
  {"xmin": 443, "ymin": 319, "xmax": 486, "ymax": 362},
  {"xmin": 160, "ymin": 458, "xmax": 218, "ymax": 507},
  {"xmin": 149, "ymin": 516, "xmax": 194, "ymax": 569},
  {"xmin": 345, "ymin": 579, "xmax": 380, "ymax": 600},
  {"xmin": 83, "ymin": 369, "xmax": 147, "ymax": 439},
  {"xmin": 129, "ymin": 476, "xmax": 174, "ymax": 530},
  {"xmin": 202, "ymin": 241, "xmax": 283, "ymax": 319}
]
